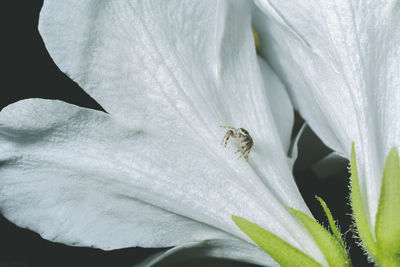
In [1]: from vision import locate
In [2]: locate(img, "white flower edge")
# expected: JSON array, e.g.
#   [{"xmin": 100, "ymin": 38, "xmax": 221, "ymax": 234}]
[{"xmin": 135, "ymin": 239, "xmax": 277, "ymax": 267}]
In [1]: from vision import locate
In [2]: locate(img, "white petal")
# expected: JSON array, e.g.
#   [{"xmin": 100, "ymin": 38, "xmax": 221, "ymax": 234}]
[
  {"xmin": 258, "ymin": 57, "xmax": 293, "ymax": 155},
  {"xmin": 38, "ymin": 0, "xmax": 295, "ymax": 157},
  {"xmin": 40, "ymin": 0, "xmax": 309, "ymax": 224},
  {"xmin": 212, "ymin": 1, "xmax": 308, "ymax": 221},
  {"xmin": 38, "ymin": 0, "xmax": 232, "ymax": 127},
  {"xmin": 35, "ymin": 0, "xmax": 325, "ymax": 262},
  {"xmin": 39, "ymin": 0, "xmax": 301, "ymax": 209},
  {"xmin": 136, "ymin": 239, "xmax": 275, "ymax": 267},
  {"xmin": 38, "ymin": 0, "xmax": 309, "ymax": 219},
  {"xmin": 0, "ymin": 99, "xmax": 231, "ymax": 249},
  {"xmin": 254, "ymin": 0, "xmax": 400, "ymax": 229},
  {"xmin": 0, "ymin": 99, "xmax": 325, "ymax": 264}
]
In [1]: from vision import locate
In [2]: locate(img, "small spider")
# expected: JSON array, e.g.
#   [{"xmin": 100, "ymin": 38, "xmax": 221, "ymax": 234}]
[{"xmin": 220, "ymin": 126, "xmax": 253, "ymax": 161}]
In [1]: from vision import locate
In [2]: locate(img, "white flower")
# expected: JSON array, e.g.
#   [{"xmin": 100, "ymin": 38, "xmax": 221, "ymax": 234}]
[
  {"xmin": 254, "ymin": 0, "xmax": 400, "ymax": 235},
  {"xmin": 0, "ymin": 0, "xmax": 329, "ymax": 266}
]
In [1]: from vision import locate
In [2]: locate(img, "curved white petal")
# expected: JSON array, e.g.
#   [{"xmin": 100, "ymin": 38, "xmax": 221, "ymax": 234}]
[
  {"xmin": 38, "ymin": 0, "xmax": 301, "ymax": 211},
  {"xmin": 136, "ymin": 239, "xmax": 275, "ymax": 267},
  {"xmin": 258, "ymin": 57, "xmax": 293, "ymax": 155},
  {"xmin": 37, "ymin": 0, "xmax": 318, "ymax": 244},
  {"xmin": 0, "ymin": 99, "xmax": 231, "ymax": 250},
  {"xmin": 38, "ymin": 0, "xmax": 294, "ymax": 154},
  {"xmin": 6, "ymin": 0, "xmax": 328, "ymax": 263},
  {"xmin": 38, "ymin": 0, "xmax": 236, "ymax": 128},
  {"xmin": 254, "ymin": 0, "xmax": 400, "ymax": 230},
  {"xmin": 0, "ymin": 99, "xmax": 325, "ymax": 264}
]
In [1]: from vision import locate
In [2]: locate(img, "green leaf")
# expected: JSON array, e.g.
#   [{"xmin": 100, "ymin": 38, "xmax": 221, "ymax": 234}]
[
  {"xmin": 349, "ymin": 142, "xmax": 378, "ymax": 258},
  {"xmin": 288, "ymin": 208, "xmax": 350, "ymax": 267},
  {"xmin": 375, "ymin": 147, "xmax": 400, "ymax": 256},
  {"xmin": 377, "ymin": 255, "xmax": 400, "ymax": 267},
  {"xmin": 232, "ymin": 215, "xmax": 321, "ymax": 267},
  {"xmin": 315, "ymin": 196, "xmax": 346, "ymax": 250}
]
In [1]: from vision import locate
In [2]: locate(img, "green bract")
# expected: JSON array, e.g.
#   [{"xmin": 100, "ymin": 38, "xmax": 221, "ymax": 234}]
[
  {"xmin": 351, "ymin": 143, "xmax": 400, "ymax": 266},
  {"xmin": 349, "ymin": 142, "xmax": 378, "ymax": 258},
  {"xmin": 288, "ymin": 208, "xmax": 350, "ymax": 267},
  {"xmin": 315, "ymin": 196, "xmax": 346, "ymax": 250},
  {"xmin": 232, "ymin": 215, "xmax": 322, "ymax": 267},
  {"xmin": 375, "ymin": 147, "xmax": 400, "ymax": 256},
  {"xmin": 233, "ymin": 197, "xmax": 350, "ymax": 267},
  {"xmin": 233, "ymin": 143, "xmax": 400, "ymax": 266}
]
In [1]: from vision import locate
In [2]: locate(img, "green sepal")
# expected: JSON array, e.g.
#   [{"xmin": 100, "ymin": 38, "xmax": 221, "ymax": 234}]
[
  {"xmin": 232, "ymin": 215, "xmax": 321, "ymax": 267},
  {"xmin": 349, "ymin": 142, "xmax": 378, "ymax": 258},
  {"xmin": 288, "ymin": 208, "xmax": 350, "ymax": 267},
  {"xmin": 375, "ymin": 147, "xmax": 400, "ymax": 261},
  {"xmin": 315, "ymin": 196, "xmax": 346, "ymax": 251}
]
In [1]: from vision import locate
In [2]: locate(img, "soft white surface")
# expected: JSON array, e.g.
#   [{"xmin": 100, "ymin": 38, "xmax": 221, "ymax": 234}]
[
  {"xmin": 136, "ymin": 239, "xmax": 276, "ymax": 267},
  {"xmin": 258, "ymin": 57, "xmax": 293, "ymax": 158},
  {"xmin": 0, "ymin": 99, "xmax": 232, "ymax": 250},
  {"xmin": 38, "ymin": 0, "xmax": 304, "ymax": 209},
  {"xmin": 0, "ymin": 0, "xmax": 327, "ymax": 265},
  {"xmin": 254, "ymin": 0, "xmax": 400, "ymax": 231},
  {"xmin": 0, "ymin": 98, "xmax": 321, "ymax": 264},
  {"xmin": 0, "ymin": 98, "xmax": 323, "ymax": 264}
]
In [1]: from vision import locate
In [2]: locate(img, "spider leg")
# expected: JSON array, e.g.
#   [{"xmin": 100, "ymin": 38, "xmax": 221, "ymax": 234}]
[
  {"xmin": 221, "ymin": 135, "xmax": 226, "ymax": 146},
  {"xmin": 244, "ymin": 149, "xmax": 251, "ymax": 161},
  {"xmin": 220, "ymin": 126, "xmax": 236, "ymax": 130},
  {"xmin": 223, "ymin": 134, "xmax": 231, "ymax": 147},
  {"xmin": 235, "ymin": 144, "xmax": 246, "ymax": 154},
  {"xmin": 237, "ymin": 146, "xmax": 249, "ymax": 160}
]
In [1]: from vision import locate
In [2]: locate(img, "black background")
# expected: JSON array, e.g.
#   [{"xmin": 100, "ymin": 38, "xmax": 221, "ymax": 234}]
[{"xmin": 1, "ymin": 1, "xmax": 372, "ymax": 266}]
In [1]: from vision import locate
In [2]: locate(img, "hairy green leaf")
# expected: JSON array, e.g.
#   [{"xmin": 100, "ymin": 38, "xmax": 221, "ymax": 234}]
[
  {"xmin": 375, "ymin": 147, "xmax": 400, "ymax": 257},
  {"xmin": 349, "ymin": 142, "xmax": 377, "ymax": 258},
  {"xmin": 315, "ymin": 196, "xmax": 346, "ymax": 250},
  {"xmin": 232, "ymin": 215, "xmax": 321, "ymax": 267},
  {"xmin": 288, "ymin": 208, "xmax": 349, "ymax": 267}
]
